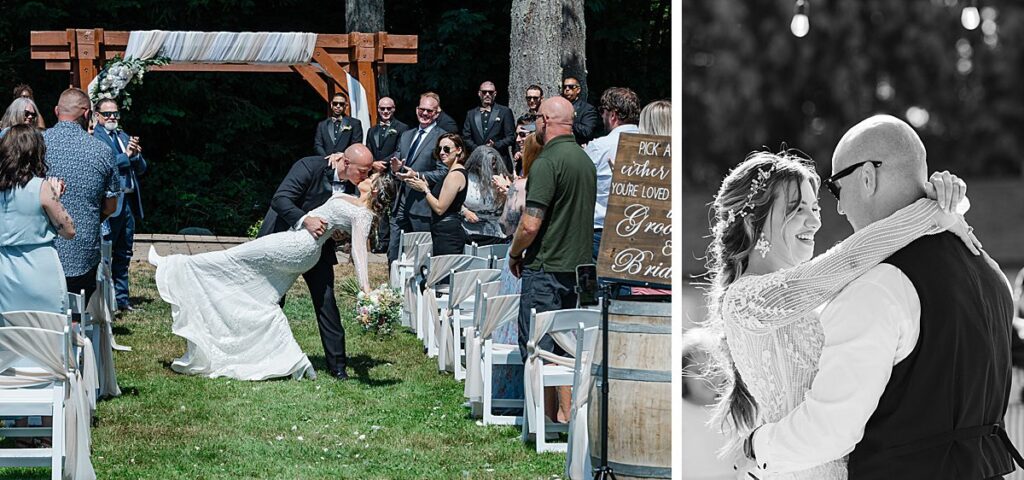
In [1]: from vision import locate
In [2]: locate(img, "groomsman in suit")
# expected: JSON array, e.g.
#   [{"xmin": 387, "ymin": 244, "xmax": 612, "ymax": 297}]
[
  {"xmin": 366, "ymin": 96, "xmax": 409, "ymax": 253},
  {"xmin": 463, "ymin": 81, "xmax": 516, "ymax": 173},
  {"xmin": 314, "ymin": 93, "xmax": 363, "ymax": 157},
  {"xmin": 93, "ymin": 98, "xmax": 147, "ymax": 312},
  {"xmin": 517, "ymin": 84, "xmax": 543, "ymax": 123},
  {"xmin": 257, "ymin": 144, "xmax": 375, "ymax": 380},
  {"xmin": 561, "ymin": 76, "xmax": 601, "ymax": 144},
  {"xmin": 387, "ymin": 92, "xmax": 449, "ymax": 263}
]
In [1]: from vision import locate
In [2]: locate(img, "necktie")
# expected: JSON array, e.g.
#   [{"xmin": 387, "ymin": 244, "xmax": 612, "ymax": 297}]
[
  {"xmin": 333, "ymin": 119, "xmax": 342, "ymax": 139},
  {"xmin": 110, "ymin": 132, "xmax": 123, "ymax": 153},
  {"xmin": 408, "ymin": 128, "xmax": 425, "ymax": 161}
]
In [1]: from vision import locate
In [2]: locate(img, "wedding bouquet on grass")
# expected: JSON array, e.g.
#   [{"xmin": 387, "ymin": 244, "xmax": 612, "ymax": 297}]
[{"xmin": 356, "ymin": 285, "xmax": 402, "ymax": 335}]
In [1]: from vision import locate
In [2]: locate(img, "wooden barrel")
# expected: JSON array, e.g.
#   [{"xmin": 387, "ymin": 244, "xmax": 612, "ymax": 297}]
[{"xmin": 589, "ymin": 298, "xmax": 672, "ymax": 479}]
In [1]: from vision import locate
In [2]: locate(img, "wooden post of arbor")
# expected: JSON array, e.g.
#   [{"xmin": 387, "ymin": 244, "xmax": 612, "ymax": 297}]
[{"xmin": 31, "ymin": 29, "xmax": 418, "ymax": 125}]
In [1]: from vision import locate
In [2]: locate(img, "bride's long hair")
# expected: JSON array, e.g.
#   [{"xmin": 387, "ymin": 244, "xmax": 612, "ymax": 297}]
[
  {"xmin": 701, "ymin": 150, "xmax": 819, "ymax": 447},
  {"xmin": 367, "ymin": 173, "xmax": 395, "ymax": 243}
]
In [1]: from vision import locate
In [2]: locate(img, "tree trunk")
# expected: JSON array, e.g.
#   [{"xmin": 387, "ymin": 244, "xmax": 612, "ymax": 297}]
[
  {"xmin": 345, "ymin": 0, "xmax": 388, "ymax": 96},
  {"xmin": 560, "ymin": 0, "xmax": 589, "ymax": 102},
  {"xmin": 345, "ymin": 0, "xmax": 384, "ymax": 33},
  {"xmin": 508, "ymin": 0, "xmax": 588, "ymax": 117}
]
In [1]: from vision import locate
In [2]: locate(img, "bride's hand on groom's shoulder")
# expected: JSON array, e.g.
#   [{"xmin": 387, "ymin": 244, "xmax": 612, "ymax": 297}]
[{"xmin": 925, "ymin": 170, "xmax": 967, "ymax": 213}]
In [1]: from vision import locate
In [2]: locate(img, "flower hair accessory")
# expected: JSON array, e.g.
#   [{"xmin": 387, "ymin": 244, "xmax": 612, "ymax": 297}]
[{"xmin": 719, "ymin": 163, "xmax": 778, "ymax": 229}]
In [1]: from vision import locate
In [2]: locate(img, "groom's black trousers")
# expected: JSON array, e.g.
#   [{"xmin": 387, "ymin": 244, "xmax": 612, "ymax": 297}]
[{"xmin": 279, "ymin": 259, "xmax": 346, "ymax": 373}]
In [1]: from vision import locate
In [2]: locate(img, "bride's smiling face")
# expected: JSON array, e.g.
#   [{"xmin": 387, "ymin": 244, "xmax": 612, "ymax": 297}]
[{"xmin": 761, "ymin": 177, "xmax": 821, "ymax": 269}]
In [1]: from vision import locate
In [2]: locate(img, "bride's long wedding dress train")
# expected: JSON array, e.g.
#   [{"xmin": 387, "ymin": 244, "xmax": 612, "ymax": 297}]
[{"xmin": 149, "ymin": 194, "xmax": 372, "ymax": 381}]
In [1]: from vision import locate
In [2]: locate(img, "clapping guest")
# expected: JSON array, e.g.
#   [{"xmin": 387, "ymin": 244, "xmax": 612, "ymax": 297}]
[
  {"xmin": 93, "ymin": 98, "xmax": 147, "ymax": 312},
  {"xmin": 402, "ymin": 132, "xmax": 468, "ymax": 256},
  {"xmin": 0, "ymin": 97, "xmax": 43, "ymax": 137},
  {"xmin": 460, "ymin": 145, "xmax": 510, "ymax": 246},
  {"xmin": 0, "ymin": 124, "xmax": 76, "ymax": 313},
  {"xmin": 587, "ymin": 87, "xmax": 640, "ymax": 260},
  {"xmin": 44, "ymin": 88, "xmax": 121, "ymax": 305},
  {"xmin": 314, "ymin": 93, "xmax": 363, "ymax": 157},
  {"xmin": 366, "ymin": 97, "xmax": 409, "ymax": 254}
]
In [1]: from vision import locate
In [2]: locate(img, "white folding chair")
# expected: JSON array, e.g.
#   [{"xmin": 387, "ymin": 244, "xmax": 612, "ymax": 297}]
[
  {"xmin": 463, "ymin": 280, "xmax": 504, "ymax": 415},
  {"xmin": 404, "ymin": 242, "xmax": 432, "ymax": 336},
  {"xmin": 521, "ymin": 308, "xmax": 600, "ymax": 453},
  {"xmin": 391, "ymin": 231, "xmax": 431, "ymax": 290},
  {"xmin": 448, "ymin": 269, "xmax": 501, "ymax": 381},
  {"xmin": 463, "ymin": 243, "xmax": 477, "ymax": 256},
  {"xmin": 492, "ymin": 255, "xmax": 508, "ymax": 272},
  {"xmin": 421, "ymin": 255, "xmax": 488, "ymax": 364},
  {"xmin": 566, "ymin": 324, "xmax": 600, "ymax": 480},
  {"xmin": 0, "ymin": 325, "xmax": 94, "ymax": 479},
  {"xmin": 479, "ymin": 293, "xmax": 525, "ymax": 426},
  {"xmin": 99, "ymin": 239, "xmax": 131, "ymax": 352},
  {"xmin": 1, "ymin": 310, "xmax": 97, "ymax": 413},
  {"xmin": 475, "ymin": 243, "xmax": 509, "ymax": 261}
]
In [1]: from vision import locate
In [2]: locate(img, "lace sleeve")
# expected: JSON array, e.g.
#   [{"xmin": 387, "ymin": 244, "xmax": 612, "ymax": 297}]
[
  {"xmin": 724, "ymin": 198, "xmax": 953, "ymax": 333},
  {"xmin": 350, "ymin": 211, "xmax": 371, "ymax": 292}
]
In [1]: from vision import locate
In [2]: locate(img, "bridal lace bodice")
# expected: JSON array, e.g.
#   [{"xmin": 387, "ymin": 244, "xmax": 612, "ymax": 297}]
[
  {"xmin": 296, "ymin": 194, "xmax": 373, "ymax": 290},
  {"xmin": 720, "ymin": 199, "xmax": 952, "ymax": 479}
]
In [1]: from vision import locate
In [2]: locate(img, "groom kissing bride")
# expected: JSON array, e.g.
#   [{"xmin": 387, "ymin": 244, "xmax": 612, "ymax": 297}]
[
  {"xmin": 705, "ymin": 115, "xmax": 1021, "ymax": 479},
  {"xmin": 150, "ymin": 144, "xmax": 389, "ymax": 382}
]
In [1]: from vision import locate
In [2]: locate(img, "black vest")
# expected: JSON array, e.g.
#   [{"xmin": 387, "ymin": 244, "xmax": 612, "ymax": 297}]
[{"xmin": 848, "ymin": 233, "xmax": 1016, "ymax": 480}]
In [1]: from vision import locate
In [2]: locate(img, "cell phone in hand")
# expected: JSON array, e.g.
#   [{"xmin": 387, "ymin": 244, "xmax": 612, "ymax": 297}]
[{"xmin": 576, "ymin": 264, "xmax": 598, "ymax": 307}]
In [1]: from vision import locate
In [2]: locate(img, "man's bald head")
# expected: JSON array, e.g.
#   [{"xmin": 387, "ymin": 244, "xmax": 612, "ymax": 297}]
[
  {"xmin": 340, "ymin": 143, "xmax": 374, "ymax": 185},
  {"xmin": 55, "ymin": 88, "xmax": 91, "ymax": 121},
  {"xmin": 537, "ymin": 96, "xmax": 574, "ymax": 144},
  {"xmin": 831, "ymin": 114, "xmax": 929, "ymax": 230}
]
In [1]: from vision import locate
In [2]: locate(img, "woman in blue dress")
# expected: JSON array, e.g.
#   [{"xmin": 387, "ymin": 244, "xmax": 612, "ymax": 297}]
[{"xmin": 0, "ymin": 124, "xmax": 76, "ymax": 313}]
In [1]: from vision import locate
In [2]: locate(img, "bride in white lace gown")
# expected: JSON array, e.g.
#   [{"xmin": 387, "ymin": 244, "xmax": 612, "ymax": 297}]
[
  {"xmin": 702, "ymin": 151, "xmax": 974, "ymax": 479},
  {"xmin": 148, "ymin": 173, "xmax": 392, "ymax": 381}
]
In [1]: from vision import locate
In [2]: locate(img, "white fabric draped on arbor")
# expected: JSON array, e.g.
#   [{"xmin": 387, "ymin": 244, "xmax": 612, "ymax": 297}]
[{"xmin": 124, "ymin": 31, "xmax": 317, "ymax": 64}]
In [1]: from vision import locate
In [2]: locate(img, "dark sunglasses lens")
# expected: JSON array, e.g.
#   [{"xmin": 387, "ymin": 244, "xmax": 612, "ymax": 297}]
[
  {"xmin": 332, "ymin": 102, "xmax": 346, "ymax": 106},
  {"xmin": 24, "ymin": 111, "xmax": 37, "ymax": 118},
  {"xmin": 441, "ymin": 146, "xmax": 453, "ymax": 154},
  {"xmin": 379, "ymin": 107, "xmax": 394, "ymax": 111},
  {"xmin": 526, "ymin": 96, "xmax": 540, "ymax": 101},
  {"xmin": 826, "ymin": 181, "xmax": 840, "ymax": 200}
]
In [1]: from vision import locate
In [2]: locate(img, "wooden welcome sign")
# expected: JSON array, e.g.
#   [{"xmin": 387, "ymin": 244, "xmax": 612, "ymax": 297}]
[{"xmin": 597, "ymin": 133, "xmax": 672, "ymax": 287}]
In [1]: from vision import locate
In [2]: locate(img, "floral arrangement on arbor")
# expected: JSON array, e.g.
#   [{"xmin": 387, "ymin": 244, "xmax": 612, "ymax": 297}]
[
  {"xmin": 356, "ymin": 285, "xmax": 403, "ymax": 335},
  {"xmin": 89, "ymin": 55, "xmax": 170, "ymax": 109}
]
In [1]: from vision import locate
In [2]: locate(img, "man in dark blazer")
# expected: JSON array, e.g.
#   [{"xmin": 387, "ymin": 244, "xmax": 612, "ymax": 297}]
[
  {"xmin": 463, "ymin": 81, "xmax": 516, "ymax": 173},
  {"xmin": 314, "ymin": 93, "xmax": 363, "ymax": 157},
  {"xmin": 387, "ymin": 92, "xmax": 449, "ymax": 263},
  {"xmin": 257, "ymin": 144, "xmax": 374, "ymax": 380},
  {"xmin": 561, "ymin": 76, "xmax": 601, "ymax": 144},
  {"xmin": 93, "ymin": 98, "xmax": 147, "ymax": 312},
  {"xmin": 436, "ymin": 109, "xmax": 460, "ymax": 134},
  {"xmin": 366, "ymin": 96, "xmax": 409, "ymax": 253}
]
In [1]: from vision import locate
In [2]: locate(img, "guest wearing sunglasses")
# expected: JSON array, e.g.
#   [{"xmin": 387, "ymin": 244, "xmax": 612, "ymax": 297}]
[
  {"xmin": 517, "ymin": 84, "xmax": 544, "ymax": 124},
  {"xmin": 560, "ymin": 76, "xmax": 601, "ymax": 144},
  {"xmin": 92, "ymin": 98, "xmax": 147, "ymax": 312},
  {"xmin": 403, "ymin": 132, "xmax": 467, "ymax": 256},
  {"xmin": 0, "ymin": 97, "xmax": 43, "ymax": 137},
  {"xmin": 366, "ymin": 96, "xmax": 409, "ymax": 253},
  {"xmin": 463, "ymin": 81, "xmax": 516, "ymax": 173},
  {"xmin": 314, "ymin": 93, "xmax": 363, "ymax": 157}
]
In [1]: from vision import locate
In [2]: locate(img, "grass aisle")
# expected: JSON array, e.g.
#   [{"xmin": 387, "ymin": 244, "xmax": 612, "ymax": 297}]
[{"xmin": 3, "ymin": 261, "xmax": 562, "ymax": 479}]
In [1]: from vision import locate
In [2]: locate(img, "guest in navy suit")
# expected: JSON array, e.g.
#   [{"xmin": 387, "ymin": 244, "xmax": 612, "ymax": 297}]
[
  {"xmin": 314, "ymin": 93, "xmax": 363, "ymax": 157},
  {"xmin": 93, "ymin": 98, "xmax": 146, "ymax": 312}
]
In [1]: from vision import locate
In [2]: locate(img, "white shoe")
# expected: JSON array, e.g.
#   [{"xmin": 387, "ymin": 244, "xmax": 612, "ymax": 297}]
[{"xmin": 147, "ymin": 245, "xmax": 162, "ymax": 266}]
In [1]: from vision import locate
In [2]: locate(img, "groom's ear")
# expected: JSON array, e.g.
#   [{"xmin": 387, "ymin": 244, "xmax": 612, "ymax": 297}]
[{"xmin": 861, "ymin": 164, "xmax": 878, "ymax": 197}]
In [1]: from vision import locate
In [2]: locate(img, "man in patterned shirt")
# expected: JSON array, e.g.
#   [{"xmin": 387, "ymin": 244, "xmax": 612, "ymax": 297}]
[{"xmin": 44, "ymin": 88, "xmax": 120, "ymax": 304}]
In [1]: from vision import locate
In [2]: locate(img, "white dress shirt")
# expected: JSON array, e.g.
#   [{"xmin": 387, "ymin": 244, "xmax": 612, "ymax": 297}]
[
  {"xmin": 752, "ymin": 264, "xmax": 921, "ymax": 474},
  {"xmin": 584, "ymin": 123, "xmax": 639, "ymax": 229}
]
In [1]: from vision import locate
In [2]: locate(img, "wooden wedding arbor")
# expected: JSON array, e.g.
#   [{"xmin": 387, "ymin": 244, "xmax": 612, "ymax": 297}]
[{"xmin": 30, "ymin": 28, "xmax": 418, "ymax": 124}]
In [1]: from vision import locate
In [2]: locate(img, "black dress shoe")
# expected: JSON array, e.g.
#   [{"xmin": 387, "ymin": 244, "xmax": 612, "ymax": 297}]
[{"xmin": 330, "ymin": 369, "xmax": 349, "ymax": 380}]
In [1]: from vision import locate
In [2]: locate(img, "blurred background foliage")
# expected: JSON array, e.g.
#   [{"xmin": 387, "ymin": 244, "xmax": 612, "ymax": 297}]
[
  {"xmin": 681, "ymin": 0, "xmax": 1024, "ymax": 188},
  {"xmin": 0, "ymin": 0, "xmax": 670, "ymax": 235}
]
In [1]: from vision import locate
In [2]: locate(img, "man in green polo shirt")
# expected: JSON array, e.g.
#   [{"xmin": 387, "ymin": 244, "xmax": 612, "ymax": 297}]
[{"xmin": 508, "ymin": 95, "xmax": 596, "ymax": 424}]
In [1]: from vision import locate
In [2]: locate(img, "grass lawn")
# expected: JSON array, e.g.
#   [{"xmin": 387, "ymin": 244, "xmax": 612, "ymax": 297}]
[{"xmin": 2, "ymin": 261, "xmax": 563, "ymax": 479}]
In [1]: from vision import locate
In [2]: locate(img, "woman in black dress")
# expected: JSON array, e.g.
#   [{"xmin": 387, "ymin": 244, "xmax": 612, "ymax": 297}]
[{"xmin": 403, "ymin": 132, "xmax": 468, "ymax": 256}]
